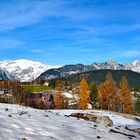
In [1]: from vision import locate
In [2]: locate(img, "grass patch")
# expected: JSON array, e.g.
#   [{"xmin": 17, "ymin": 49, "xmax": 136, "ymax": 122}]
[{"xmin": 22, "ymin": 85, "xmax": 54, "ymax": 93}]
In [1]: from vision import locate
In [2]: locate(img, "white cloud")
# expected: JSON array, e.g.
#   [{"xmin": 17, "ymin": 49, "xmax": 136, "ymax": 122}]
[
  {"xmin": 0, "ymin": 1, "xmax": 50, "ymax": 31},
  {"xmin": 30, "ymin": 49, "xmax": 45, "ymax": 53},
  {"xmin": 0, "ymin": 0, "xmax": 139, "ymax": 35}
]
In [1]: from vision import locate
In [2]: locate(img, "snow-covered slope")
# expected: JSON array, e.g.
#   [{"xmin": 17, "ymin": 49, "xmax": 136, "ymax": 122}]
[
  {"xmin": 0, "ymin": 59, "xmax": 60, "ymax": 82},
  {"xmin": 0, "ymin": 68, "xmax": 10, "ymax": 80},
  {"xmin": 0, "ymin": 103, "xmax": 140, "ymax": 140}
]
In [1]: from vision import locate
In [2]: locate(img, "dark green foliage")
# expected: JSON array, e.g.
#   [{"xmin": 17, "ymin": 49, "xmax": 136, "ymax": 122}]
[
  {"xmin": 135, "ymin": 96, "xmax": 140, "ymax": 113},
  {"xmin": 134, "ymin": 88, "xmax": 140, "ymax": 92},
  {"xmin": 57, "ymin": 70, "xmax": 140, "ymax": 88},
  {"xmin": 39, "ymin": 79, "xmax": 46, "ymax": 85},
  {"xmin": 90, "ymin": 82, "xmax": 98, "ymax": 104},
  {"xmin": 49, "ymin": 79, "xmax": 56, "ymax": 88}
]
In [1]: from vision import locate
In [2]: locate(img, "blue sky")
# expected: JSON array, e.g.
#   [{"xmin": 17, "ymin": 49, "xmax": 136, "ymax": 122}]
[{"xmin": 0, "ymin": 0, "xmax": 139, "ymax": 65}]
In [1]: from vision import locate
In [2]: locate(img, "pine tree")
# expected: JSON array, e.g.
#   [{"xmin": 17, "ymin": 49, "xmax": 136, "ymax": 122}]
[
  {"xmin": 119, "ymin": 76, "xmax": 132, "ymax": 113},
  {"xmin": 49, "ymin": 79, "xmax": 56, "ymax": 88},
  {"xmin": 89, "ymin": 82, "xmax": 98, "ymax": 108},
  {"xmin": 78, "ymin": 79, "xmax": 90, "ymax": 109}
]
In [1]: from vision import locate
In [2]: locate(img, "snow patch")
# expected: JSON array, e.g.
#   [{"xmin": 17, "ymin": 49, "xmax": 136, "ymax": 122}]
[{"xmin": 0, "ymin": 103, "xmax": 140, "ymax": 140}]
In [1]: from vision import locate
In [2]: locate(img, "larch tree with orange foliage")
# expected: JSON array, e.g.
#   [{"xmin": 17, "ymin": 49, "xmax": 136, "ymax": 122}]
[
  {"xmin": 98, "ymin": 73, "xmax": 120, "ymax": 111},
  {"xmin": 119, "ymin": 76, "xmax": 132, "ymax": 113},
  {"xmin": 54, "ymin": 81, "xmax": 66, "ymax": 109},
  {"xmin": 54, "ymin": 92, "xmax": 64, "ymax": 109},
  {"xmin": 78, "ymin": 79, "xmax": 90, "ymax": 109}
]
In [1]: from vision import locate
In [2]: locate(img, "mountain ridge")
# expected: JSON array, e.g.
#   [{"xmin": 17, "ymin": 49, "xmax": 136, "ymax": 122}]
[
  {"xmin": 37, "ymin": 60, "xmax": 140, "ymax": 80},
  {"xmin": 0, "ymin": 59, "xmax": 139, "ymax": 82}
]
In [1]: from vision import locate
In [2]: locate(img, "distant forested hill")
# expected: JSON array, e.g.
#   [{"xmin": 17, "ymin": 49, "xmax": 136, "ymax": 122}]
[{"xmin": 56, "ymin": 70, "xmax": 140, "ymax": 88}]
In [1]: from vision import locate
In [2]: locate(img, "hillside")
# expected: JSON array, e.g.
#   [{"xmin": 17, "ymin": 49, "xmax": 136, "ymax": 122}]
[
  {"xmin": 56, "ymin": 70, "xmax": 140, "ymax": 88},
  {"xmin": 0, "ymin": 103, "xmax": 140, "ymax": 140}
]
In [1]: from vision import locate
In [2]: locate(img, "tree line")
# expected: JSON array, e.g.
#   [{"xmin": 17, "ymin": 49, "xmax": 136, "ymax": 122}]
[
  {"xmin": 54, "ymin": 73, "xmax": 140, "ymax": 114},
  {"xmin": 0, "ymin": 75, "xmax": 139, "ymax": 114}
]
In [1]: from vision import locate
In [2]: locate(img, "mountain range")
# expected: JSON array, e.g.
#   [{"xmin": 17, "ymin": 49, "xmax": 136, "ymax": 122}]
[
  {"xmin": 38, "ymin": 60, "xmax": 140, "ymax": 80},
  {"xmin": 0, "ymin": 59, "xmax": 140, "ymax": 82}
]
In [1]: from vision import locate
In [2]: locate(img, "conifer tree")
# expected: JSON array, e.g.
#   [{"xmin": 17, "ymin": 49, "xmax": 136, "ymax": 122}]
[
  {"xmin": 54, "ymin": 81, "xmax": 65, "ymax": 109},
  {"xmin": 54, "ymin": 93, "xmax": 64, "ymax": 109},
  {"xmin": 98, "ymin": 73, "xmax": 119, "ymax": 111},
  {"xmin": 89, "ymin": 82, "xmax": 98, "ymax": 108},
  {"xmin": 55, "ymin": 81, "xmax": 64, "ymax": 92},
  {"xmin": 78, "ymin": 79, "xmax": 90, "ymax": 109},
  {"xmin": 119, "ymin": 76, "xmax": 132, "ymax": 113},
  {"xmin": 135, "ymin": 96, "xmax": 140, "ymax": 114},
  {"xmin": 120, "ymin": 76, "xmax": 132, "ymax": 113},
  {"xmin": 49, "ymin": 79, "xmax": 56, "ymax": 88}
]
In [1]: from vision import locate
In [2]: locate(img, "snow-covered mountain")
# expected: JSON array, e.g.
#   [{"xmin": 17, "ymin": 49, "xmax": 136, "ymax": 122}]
[
  {"xmin": 38, "ymin": 60, "xmax": 140, "ymax": 80},
  {"xmin": 0, "ymin": 59, "xmax": 139, "ymax": 82},
  {"xmin": 92, "ymin": 60, "xmax": 140, "ymax": 72},
  {"xmin": 92, "ymin": 60, "xmax": 126, "ymax": 70},
  {"xmin": 124, "ymin": 60, "xmax": 140, "ymax": 73},
  {"xmin": 0, "ymin": 59, "xmax": 60, "ymax": 82}
]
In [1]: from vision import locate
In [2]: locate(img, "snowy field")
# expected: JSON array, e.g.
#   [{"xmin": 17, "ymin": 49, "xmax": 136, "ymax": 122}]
[{"xmin": 0, "ymin": 103, "xmax": 140, "ymax": 140}]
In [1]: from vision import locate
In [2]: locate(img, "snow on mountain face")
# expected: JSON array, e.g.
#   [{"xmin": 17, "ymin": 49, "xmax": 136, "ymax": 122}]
[
  {"xmin": 131, "ymin": 60, "xmax": 140, "ymax": 73},
  {"xmin": 92, "ymin": 60, "xmax": 140, "ymax": 72},
  {"xmin": 0, "ymin": 59, "xmax": 60, "ymax": 82},
  {"xmin": 92, "ymin": 60, "xmax": 127, "ymax": 70},
  {"xmin": 38, "ymin": 60, "xmax": 140, "ymax": 80},
  {"xmin": 0, "ymin": 59, "xmax": 139, "ymax": 82},
  {"xmin": 0, "ymin": 68, "xmax": 10, "ymax": 80}
]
